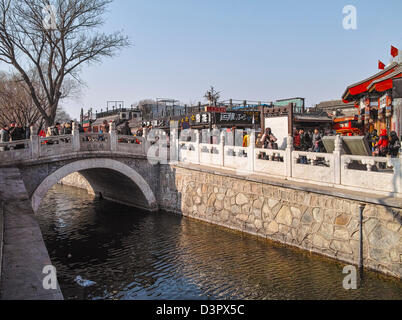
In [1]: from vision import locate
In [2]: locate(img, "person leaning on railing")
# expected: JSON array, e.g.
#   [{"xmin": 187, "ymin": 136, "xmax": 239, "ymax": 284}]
[
  {"xmin": 374, "ymin": 129, "xmax": 389, "ymax": 157},
  {"xmin": 388, "ymin": 131, "xmax": 401, "ymax": 158},
  {"xmin": 0, "ymin": 124, "xmax": 10, "ymax": 151},
  {"xmin": 293, "ymin": 129, "xmax": 301, "ymax": 151},
  {"xmin": 261, "ymin": 128, "xmax": 278, "ymax": 150},
  {"xmin": 298, "ymin": 129, "xmax": 311, "ymax": 164},
  {"xmin": 10, "ymin": 123, "xmax": 26, "ymax": 149}
]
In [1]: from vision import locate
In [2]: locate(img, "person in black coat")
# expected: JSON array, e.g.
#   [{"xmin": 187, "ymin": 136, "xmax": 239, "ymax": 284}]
[
  {"xmin": 299, "ymin": 129, "xmax": 312, "ymax": 151},
  {"xmin": 120, "ymin": 121, "xmax": 132, "ymax": 136},
  {"xmin": 388, "ymin": 131, "xmax": 401, "ymax": 158}
]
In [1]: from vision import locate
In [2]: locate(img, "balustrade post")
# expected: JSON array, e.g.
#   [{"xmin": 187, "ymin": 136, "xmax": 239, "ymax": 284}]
[
  {"xmin": 286, "ymin": 135, "xmax": 293, "ymax": 178},
  {"xmin": 170, "ymin": 128, "xmax": 179, "ymax": 164},
  {"xmin": 142, "ymin": 128, "xmax": 148, "ymax": 156},
  {"xmin": 30, "ymin": 126, "xmax": 40, "ymax": 160},
  {"xmin": 109, "ymin": 122, "xmax": 117, "ymax": 152},
  {"xmin": 248, "ymin": 131, "xmax": 255, "ymax": 172},
  {"xmin": 333, "ymin": 135, "xmax": 343, "ymax": 185},
  {"xmin": 396, "ymin": 151, "xmax": 402, "ymax": 194},
  {"xmin": 195, "ymin": 129, "xmax": 200, "ymax": 165},
  {"xmin": 72, "ymin": 122, "xmax": 81, "ymax": 153},
  {"xmin": 220, "ymin": 131, "xmax": 225, "ymax": 167}
]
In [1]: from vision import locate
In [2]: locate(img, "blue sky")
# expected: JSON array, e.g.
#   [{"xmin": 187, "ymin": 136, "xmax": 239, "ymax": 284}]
[{"xmin": 46, "ymin": 0, "xmax": 402, "ymax": 118}]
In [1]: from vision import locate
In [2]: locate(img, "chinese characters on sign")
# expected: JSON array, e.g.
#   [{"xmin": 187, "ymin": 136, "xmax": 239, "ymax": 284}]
[
  {"xmin": 220, "ymin": 113, "xmax": 247, "ymax": 122},
  {"xmin": 205, "ymin": 107, "xmax": 227, "ymax": 113},
  {"xmin": 182, "ymin": 111, "xmax": 259, "ymax": 126}
]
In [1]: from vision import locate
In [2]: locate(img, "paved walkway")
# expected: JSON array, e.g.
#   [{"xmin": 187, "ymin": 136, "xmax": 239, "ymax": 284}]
[{"xmin": 0, "ymin": 168, "xmax": 63, "ymax": 300}]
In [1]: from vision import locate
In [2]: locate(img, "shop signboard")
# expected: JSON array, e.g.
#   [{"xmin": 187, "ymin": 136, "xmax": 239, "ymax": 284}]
[
  {"xmin": 215, "ymin": 111, "xmax": 259, "ymax": 125},
  {"xmin": 194, "ymin": 113, "xmax": 210, "ymax": 124},
  {"xmin": 205, "ymin": 107, "xmax": 227, "ymax": 113}
]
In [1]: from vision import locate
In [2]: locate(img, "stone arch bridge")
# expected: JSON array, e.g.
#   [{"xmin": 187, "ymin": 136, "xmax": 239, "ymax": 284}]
[
  {"xmin": 1, "ymin": 124, "xmax": 401, "ymax": 300},
  {"xmin": 0, "ymin": 126, "xmax": 176, "ymax": 213}
]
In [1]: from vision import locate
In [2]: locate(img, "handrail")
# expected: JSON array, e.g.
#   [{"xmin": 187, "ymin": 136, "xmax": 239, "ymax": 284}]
[{"xmin": 0, "ymin": 129, "xmax": 400, "ymax": 197}]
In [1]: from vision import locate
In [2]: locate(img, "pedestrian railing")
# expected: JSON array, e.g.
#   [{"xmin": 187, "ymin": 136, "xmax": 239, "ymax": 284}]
[
  {"xmin": 117, "ymin": 135, "xmax": 145, "ymax": 154},
  {"xmin": 224, "ymin": 146, "xmax": 249, "ymax": 171},
  {"xmin": 0, "ymin": 125, "xmax": 401, "ymax": 197},
  {"xmin": 0, "ymin": 139, "xmax": 31, "ymax": 162},
  {"xmin": 40, "ymin": 135, "xmax": 73, "ymax": 157},
  {"xmin": 255, "ymin": 148, "xmax": 287, "ymax": 177},
  {"xmin": 176, "ymin": 131, "xmax": 402, "ymax": 197},
  {"xmin": 80, "ymin": 133, "xmax": 111, "ymax": 152},
  {"xmin": 341, "ymin": 155, "xmax": 399, "ymax": 194},
  {"xmin": 292, "ymin": 151, "xmax": 335, "ymax": 184}
]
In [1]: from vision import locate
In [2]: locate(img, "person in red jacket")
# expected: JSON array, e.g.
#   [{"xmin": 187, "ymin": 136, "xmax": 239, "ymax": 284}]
[
  {"xmin": 374, "ymin": 129, "xmax": 389, "ymax": 157},
  {"xmin": 293, "ymin": 129, "xmax": 301, "ymax": 151}
]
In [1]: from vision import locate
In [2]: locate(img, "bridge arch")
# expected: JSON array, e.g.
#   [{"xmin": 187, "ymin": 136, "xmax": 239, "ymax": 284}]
[{"xmin": 32, "ymin": 158, "xmax": 158, "ymax": 213}]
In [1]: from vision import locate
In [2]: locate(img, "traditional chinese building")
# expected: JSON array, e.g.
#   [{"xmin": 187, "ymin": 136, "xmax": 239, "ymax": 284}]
[{"xmin": 342, "ymin": 60, "xmax": 402, "ymax": 137}]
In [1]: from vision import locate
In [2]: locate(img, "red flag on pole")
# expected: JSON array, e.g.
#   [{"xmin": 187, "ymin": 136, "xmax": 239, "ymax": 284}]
[
  {"xmin": 378, "ymin": 60, "xmax": 385, "ymax": 70},
  {"xmin": 391, "ymin": 45, "xmax": 399, "ymax": 58}
]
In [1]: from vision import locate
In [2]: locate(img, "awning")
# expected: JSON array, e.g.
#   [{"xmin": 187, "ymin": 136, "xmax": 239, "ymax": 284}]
[
  {"xmin": 342, "ymin": 62, "xmax": 400, "ymax": 102},
  {"xmin": 367, "ymin": 66, "xmax": 402, "ymax": 93}
]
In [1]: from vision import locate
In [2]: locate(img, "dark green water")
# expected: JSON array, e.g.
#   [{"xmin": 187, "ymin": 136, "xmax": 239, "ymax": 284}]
[{"xmin": 37, "ymin": 185, "xmax": 402, "ymax": 300}]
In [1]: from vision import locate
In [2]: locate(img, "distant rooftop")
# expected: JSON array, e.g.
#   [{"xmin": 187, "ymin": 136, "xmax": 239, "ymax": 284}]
[{"xmin": 316, "ymin": 100, "xmax": 355, "ymax": 111}]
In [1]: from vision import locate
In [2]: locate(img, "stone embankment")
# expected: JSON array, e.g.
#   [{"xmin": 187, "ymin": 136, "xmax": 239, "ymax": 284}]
[
  {"xmin": 159, "ymin": 165, "xmax": 402, "ymax": 279},
  {"xmin": 0, "ymin": 167, "xmax": 63, "ymax": 300}
]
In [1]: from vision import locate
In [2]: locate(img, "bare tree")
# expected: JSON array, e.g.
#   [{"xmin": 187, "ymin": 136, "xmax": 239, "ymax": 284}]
[
  {"xmin": 0, "ymin": 72, "xmax": 45, "ymax": 128},
  {"xmin": 0, "ymin": 0, "xmax": 130, "ymax": 127},
  {"xmin": 55, "ymin": 106, "xmax": 71, "ymax": 123},
  {"xmin": 0, "ymin": 70, "xmax": 77, "ymax": 129},
  {"xmin": 204, "ymin": 86, "xmax": 221, "ymax": 106}
]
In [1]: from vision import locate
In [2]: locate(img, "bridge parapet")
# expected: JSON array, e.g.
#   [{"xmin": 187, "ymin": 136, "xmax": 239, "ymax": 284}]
[
  {"xmin": 0, "ymin": 123, "xmax": 148, "ymax": 165},
  {"xmin": 1, "ymin": 125, "xmax": 401, "ymax": 199}
]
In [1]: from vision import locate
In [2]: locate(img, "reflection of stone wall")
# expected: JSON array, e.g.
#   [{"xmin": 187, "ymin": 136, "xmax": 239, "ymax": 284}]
[
  {"xmin": 0, "ymin": 201, "xmax": 4, "ymax": 281},
  {"xmin": 59, "ymin": 173, "xmax": 95, "ymax": 195},
  {"xmin": 159, "ymin": 165, "xmax": 402, "ymax": 279}
]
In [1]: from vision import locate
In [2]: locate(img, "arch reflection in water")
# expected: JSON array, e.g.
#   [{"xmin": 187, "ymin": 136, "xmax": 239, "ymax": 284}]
[{"xmin": 37, "ymin": 185, "xmax": 402, "ymax": 300}]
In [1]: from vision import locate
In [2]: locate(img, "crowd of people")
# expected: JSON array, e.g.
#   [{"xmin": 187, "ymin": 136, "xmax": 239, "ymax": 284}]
[
  {"xmin": 1, "ymin": 121, "xmax": 32, "ymax": 150},
  {"xmin": 293, "ymin": 128, "xmax": 326, "ymax": 153},
  {"xmin": 253, "ymin": 126, "xmax": 401, "ymax": 159},
  {"xmin": 365, "ymin": 129, "xmax": 401, "ymax": 158},
  {"xmin": 0, "ymin": 120, "xmax": 87, "ymax": 149},
  {"xmin": 1, "ymin": 119, "xmax": 401, "ymax": 159}
]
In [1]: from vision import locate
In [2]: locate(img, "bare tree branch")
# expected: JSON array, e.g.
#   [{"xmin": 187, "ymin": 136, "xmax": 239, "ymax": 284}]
[{"xmin": 0, "ymin": 0, "xmax": 130, "ymax": 126}]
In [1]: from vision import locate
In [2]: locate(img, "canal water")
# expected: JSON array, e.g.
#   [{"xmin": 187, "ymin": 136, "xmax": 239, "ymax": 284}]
[{"xmin": 37, "ymin": 185, "xmax": 402, "ymax": 300}]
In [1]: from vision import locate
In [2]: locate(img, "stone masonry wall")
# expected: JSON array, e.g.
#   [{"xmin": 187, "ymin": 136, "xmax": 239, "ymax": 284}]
[
  {"xmin": 54, "ymin": 165, "xmax": 402, "ymax": 279},
  {"xmin": 159, "ymin": 165, "xmax": 402, "ymax": 279},
  {"xmin": 0, "ymin": 201, "xmax": 4, "ymax": 284},
  {"xmin": 59, "ymin": 173, "xmax": 95, "ymax": 194}
]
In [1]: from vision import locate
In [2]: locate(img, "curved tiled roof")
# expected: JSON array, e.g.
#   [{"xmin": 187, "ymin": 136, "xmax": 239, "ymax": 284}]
[
  {"xmin": 367, "ymin": 66, "xmax": 402, "ymax": 91},
  {"xmin": 342, "ymin": 62, "xmax": 401, "ymax": 101}
]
